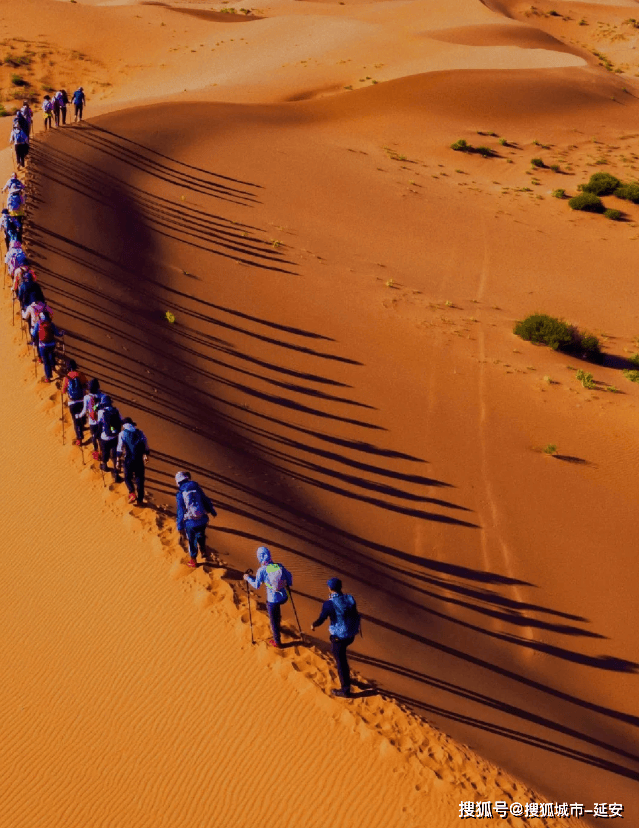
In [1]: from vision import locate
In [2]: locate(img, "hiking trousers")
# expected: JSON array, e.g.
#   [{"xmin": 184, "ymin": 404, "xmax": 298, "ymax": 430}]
[
  {"xmin": 101, "ymin": 438, "xmax": 120, "ymax": 478},
  {"xmin": 69, "ymin": 400, "xmax": 85, "ymax": 442},
  {"xmin": 74, "ymin": 103, "xmax": 83, "ymax": 120},
  {"xmin": 39, "ymin": 342, "xmax": 56, "ymax": 380},
  {"xmin": 185, "ymin": 524, "xmax": 206, "ymax": 560},
  {"xmin": 267, "ymin": 599, "xmax": 288, "ymax": 646},
  {"xmin": 330, "ymin": 635, "xmax": 355, "ymax": 692},
  {"xmin": 124, "ymin": 459, "xmax": 145, "ymax": 504}
]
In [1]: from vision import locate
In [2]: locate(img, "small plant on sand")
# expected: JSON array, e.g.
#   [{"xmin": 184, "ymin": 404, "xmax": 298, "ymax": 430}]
[
  {"xmin": 476, "ymin": 146, "xmax": 494, "ymax": 157},
  {"xmin": 550, "ymin": 164, "xmax": 560, "ymax": 173},
  {"xmin": 604, "ymin": 208, "xmax": 622, "ymax": 221},
  {"xmin": 543, "ymin": 375, "xmax": 554, "ymax": 384},
  {"xmin": 10, "ymin": 73, "xmax": 28, "ymax": 87},
  {"xmin": 543, "ymin": 444, "xmax": 558, "ymax": 455},
  {"xmin": 0, "ymin": 105, "xmax": 8, "ymax": 118},
  {"xmin": 271, "ymin": 240, "xmax": 282, "ymax": 248},
  {"xmin": 531, "ymin": 157, "xmax": 545, "ymax": 168},
  {"xmin": 623, "ymin": 369, "xmax": 639, "ymax": 383},
  {"xmin": 499, "ymin": 137, "xmax": 508, "ymax": 146},
  {"xmin": 385, "ymin": 278, "xmax": 395, "ymax": 288},
  {"xmin": 165, "ymin": 311, "xmax": 176, "ymax": 324},
  {"xmin": 576, "ymin": 369, "xmax": 596, "ymax": 389},
  {"xmin": 614, "ymin": 182, "xmax": 639, "ymax": 203},
  {"xmin": 568, "ymin": 193, "xmax": 605, "ymax": 213},
  {"xmin": 552, "ymin": 188, "xmax": 566, "ymax": 198},
  {"xmin": 451, "ymin": 139, "xmax": 470, "ymax": 152},
  {"xmin": 514, "ymin": 314, "xmax": 602, "ymax": 361},
  {"xmin": 581, "ymin": 171, "xmax": 620, "ymax": 196},
  {"xmin": 608, "ymin": 385, "xmax": 619, "ymax": 393}
]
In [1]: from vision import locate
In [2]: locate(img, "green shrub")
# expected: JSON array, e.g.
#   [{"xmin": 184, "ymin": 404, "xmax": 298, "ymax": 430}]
[
  {"xmin": 568, "ymin": 193, "xmax": 605, "ymax": 212},
  {"xmin": 476, "ymin": 145, "xmax": 494, "ymax": 157},
  {"xmin": 552, "ymin": 188, "xmax": 566, "ymax": 198},
  {"xmin": 513, "ymin": 314, "xmax": 574, "ymax": 351},
  {"xmin": 623, "ymin": 369, "xmax": 639, "ymax": 383},
  {"xmin": 10, "ymin": 73, "xmax": 28, "ymax": 87},
  {"xmin": 604, "ymin": 208, "xmax": 622, "ymax": 220},
  {"xmin": 543, "ymin": 444, "xmax": 558, "ymax": 455},
  {"xmin": 0, "ymin": 105, "xmax": 8, "ymax": 118},
  {"xmin": 514, "ymin": 314, "xmax": 601, "ymax": 360},
  {"xmin": 581, "ymin": 171, "xmax": 620, "ymax": 195},
  {"xmin": 576, "ymin": 369, "xmax": 595, "ymax": 388},
  {"xmin": 451, "ymin": 139, "xmax": 470, "ymax": 152},
  {"xmin": 614, "ymin": 182, "xmax": 639, "ymax": 203},
  {"xmin": 531, "ymin": 157, "xmax": 545, "ymax": 167}
]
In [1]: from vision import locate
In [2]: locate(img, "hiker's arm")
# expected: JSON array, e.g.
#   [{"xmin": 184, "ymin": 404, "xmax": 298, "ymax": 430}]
[
  {"xmin": 203, "ymin": 492, "xmax": 216, "ymax": 517},
  {"xmin": 176, "ymin": 491, "xmax": 185, "ymax": 533},
  {"xmin": 243, "ymin": 567, "xmax": 263, "ymax": 589},
  {"xmin": 311, "ymin": 601, "xmax": 333, "ymax": 630}
]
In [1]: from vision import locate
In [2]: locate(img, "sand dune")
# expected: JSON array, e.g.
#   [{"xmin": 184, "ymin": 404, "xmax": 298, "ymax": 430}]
[{"xmin": 3, "ymin": 0, "xmax": 639, "ymax": 824}]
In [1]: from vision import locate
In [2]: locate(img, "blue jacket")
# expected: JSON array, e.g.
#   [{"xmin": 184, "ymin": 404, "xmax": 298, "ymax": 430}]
[
  {"xmin": 313, "ymin": 593, "xmax": 360, "ymax": 639},
  {"xmin": 176, "ymin": 480, "xmax": 216, "ymax": 533},
  {"xmin": 246, "ymin": 547, "xmax": 292, "ymax": 604}
]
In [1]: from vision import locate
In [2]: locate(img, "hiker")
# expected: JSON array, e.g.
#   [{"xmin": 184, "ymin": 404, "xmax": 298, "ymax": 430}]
[
  {"xmin": 175, "ymin": 471, "xmax": 217, "ymax": 567},
  {"xmin": 6, "ymin": 242, "xmax": 28, "ymax": 279},
  {"xmin": 78, "ymin": 378, "xmax": 102, "ymax": 460},
  {"xmin": 52, "ymin": 93, "xmax": 61, "ymax": 127},
  {"xmin": 9, "ymin": 122, "xmax": 29, "ymax": 168},
  {"xmin": 1, "ymin": 209, "xmax": 21, "ymax": 246},
  {"xmin": 57, "ymin": 90, "xmax": 69, "ymax": 125},
  {"xmin": 6, "ymin": 187, "xmax": 25, "ymax": 220},
  {"xmin": 13, "ymin": 109, "xmax": 27, "ymax": 134},
  {"xmin": 97, "ymin": 395, "xmax": 122, "ymax": 479},
  {"xmin": 17, "ymin": 271, "xmax": 44, "ymax": 310},
  {"xmin": 42, "ymin": 95, "xmax": 53, "ymax": 131},
  {"xmin": 3, "ymin": 173, "xmax": 24, "ymax": 195},
  {"xmin": 72, "ymin": 87, "xmax": 85, "ymax": 122},
  {"xmin": 311, "ymin": 578, "xmax": 361, "ymax": 698},
  {"xmin": 62, "ymin": 359, "xmax": 88, "ymax": 446},
  {"xmin": 20, "ymin": 101, "xmax": 33, "ymax": 137},
  {"xmin": 116, "ymin": 418, "xmax": 150, "ymax": 505},
  {"xmin": 32, "ymin": 310, "xmax": 64, "ymax": 383},
  {"xmin": 22, "ymin": 297, "xmax": 52, "ymax": 344},
  {"xmin": 243, "ymin": 546, "xmax": 293, "ymax": 648}
]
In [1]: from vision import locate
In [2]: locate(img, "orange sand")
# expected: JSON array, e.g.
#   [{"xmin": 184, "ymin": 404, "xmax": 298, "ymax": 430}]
[{"xmin": 2, "ymin": 0, "xmax": 639, "ymax": 825}]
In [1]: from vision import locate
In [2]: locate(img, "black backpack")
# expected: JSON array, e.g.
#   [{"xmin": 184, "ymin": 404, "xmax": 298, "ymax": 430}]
[
  {"xmin": 102, "ymin": 407, "xmax": 121, "ymax": 438},
  {"xmin": 123, "ymin": 428, "xmax": 145, "ymax": 461}
]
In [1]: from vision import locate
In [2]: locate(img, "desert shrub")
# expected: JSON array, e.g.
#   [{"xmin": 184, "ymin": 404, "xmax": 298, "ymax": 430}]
[
  {"xmin": 604, "ymin": 208, "xmax": 622, "ymax": 220},
  {"xmin": 623, "ymin": 369, "xmax": 639, "ymax": 383},
  {"xmin": 451, "ymin": 139, "xmax": 470, "ymax": 152},
  {"xmin": 581, "ymin": 171, "xmax": 620, "ymax": 196},
  {"xmin": 568, "ymin": 193, "xmax": 605, "ymax": 212},
  {"xmin": 0, "ymin": 105, "xmax": 8, "ymax": 118},
  {"xmin": 552, "ymin": 188, "xmax": 566, "ymax": 198},
  {"xmin": 531, "ymin": 157, "xmax": 545, "ymax": 167},
  {"xmin": 513, "ymin": 314, "xmax": 574, "ymax": 351},
  {"xmin": 576, "ymin": 369, "xmax": 595, "ymax": 388},
  {"xmin": 514, "ymin": 314, "xmax": 601, "ymax": 360},
  {"xmin": 614, "ymin": 182, "xmax": 639, "ymax": 203},
  {"xmin": 10, "ymin": 73, "xmax": 28, "ymax": 87},
  {"xmin": 579, "ymin": 333, "xmax": 602, "ymax": 360},
  {"xmin": 476, "ymin": 146, "xmax": 494, "ymax": 157}
]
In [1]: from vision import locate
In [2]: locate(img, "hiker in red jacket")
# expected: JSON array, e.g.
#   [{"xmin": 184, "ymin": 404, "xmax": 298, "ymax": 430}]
[{"xmin": 62, "ymin": 359, "xmax": 88, "ymax": 446}]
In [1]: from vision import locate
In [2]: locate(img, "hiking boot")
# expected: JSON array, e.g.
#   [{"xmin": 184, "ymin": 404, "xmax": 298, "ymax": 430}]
[
  {"xmin": 187, "ymin": 558, "xmax": 197, "ymax": 568},
  {"xmin": 100, "ymin": 463, "xmax": 107, "ymax": 471},
  {"xmin": 267, "ymin": 639, "xmax": 282, "ymax": 649},
  {"xmin": 128, "ymin": 493, "xmax": 136, "ymax": 504},
  {"xmin": 92, "ymin": 451, "xmax": 100, "ymax": 461},
  {"xmin": 331, "ymin": 689, "xmax": 351, "ymax": 698},
  {"xmin": 73, "ymin": 439, "xmax": 81, "ymax": 446}
]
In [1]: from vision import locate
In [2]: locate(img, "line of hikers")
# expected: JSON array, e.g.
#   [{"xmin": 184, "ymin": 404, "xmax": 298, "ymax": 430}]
[
  {"xmin": 9, "ymin": 88, "xmax": 86, "ymax": 166},
  {"xmin": 5, "ymin": 162, "xmax": 361, "ymax": 700}
]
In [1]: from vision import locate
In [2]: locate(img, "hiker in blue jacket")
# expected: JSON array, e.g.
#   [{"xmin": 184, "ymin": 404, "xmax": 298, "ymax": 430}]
[
  {"xmin": 72, "ymin": 87, "xmax": 85, "ymax": 122},
  {"xmin": 175, "ymin": 471, "xmax": 217, "ymax": 567},
  {"xmin": 116, "ymin": 418, "xmax": 150, "ymax": 505},
  {"xmin": 243, "ymin": 546, "xmax": 293, "ymax": 648},
  {"xmin": 311, "ymin": 578, "xmax": 361, "ymax": 698},
  {"xmin": 97, "ymin": 395, "xmax": 122, "ymax": 480},
  {"xmin": 32, "ymin": 311, "xmax": 65, "ymax": 383}
]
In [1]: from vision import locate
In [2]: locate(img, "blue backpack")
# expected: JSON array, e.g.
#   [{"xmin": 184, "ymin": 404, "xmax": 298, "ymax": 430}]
[
  {"xmin": 122, "ymin": 428, "xmax": 145, "ymax": 461},
  {"xmin": 329, "ymin": 594, "xmax": 360, "ymax": 639},
  {"xmin": 182, "ymin": 484, "xmax": 206, "ymax": 521},
  {"xmin": 102, "ymin": 406, "xmax": 121, "ymax": 438},
  {"xmin": 7, "ymin": 191, "xmax": 23, "ymax": 212},
  {"xmin": 67, "ymin": 373, "xmax": 83, "ymax": 401}
]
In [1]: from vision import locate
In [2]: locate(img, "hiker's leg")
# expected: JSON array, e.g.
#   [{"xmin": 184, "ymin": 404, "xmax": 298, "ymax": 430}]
[
  {"xmin": 267, "ymin": 602, "xmax": 282, "ymax": 646},
  {"xmin": 185, "ymin": 526, "xmax": 199, "ymax": 560},
  {"xmin": 41, "ymin": 344, "xmax": 54, "ymax": 380},
  {"xmin": 136, "ymin": 461, "xmax": 145, "ymax": 503},
  {"xmin": 69, "ymin": 402, "xmax": 84, "ymax": 441},
  {"xmin": 331, "ymin": 636, "xmax": 354, "ymax": 692},
  {"xmin": 61, "ymin": 107, "xmax": 66, "ymax": 125},
  {"xmin": 90, "ymin": 423, "xmax": 100, "ymax": 453},
  {"xmin": 123, "ymin": 460, "xmax": 135, "ymax": 495}
]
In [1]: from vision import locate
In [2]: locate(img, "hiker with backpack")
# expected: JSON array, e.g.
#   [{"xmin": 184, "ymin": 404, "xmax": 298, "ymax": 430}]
[
  {"xmin": 116, "ymin": 418, "xmax": 150, "ymax": 505},
  {"xmin": 311, "ymin": 578, "xmax": 361, "ymax": 698},
  {"xmin": 62, "ymin": 359, "xmax": 88, "ymax": 446},
  {"xmin": 20, "ymin": 102, "xmax": 33, "ymax": 137},
  {"xmin": 7, "ymin": 188, "xmax": 25, "ymax": 220},
  {"xmin": 78, "ymin": 378, "xmax": 103, "ymax": 460},
  {"xmin": 175, "ymin": 471, "xmax": 217, "ymax": 567},
  {"xmin": 243, "ymin": 546, "xmax": 293, "ymax": 648},
  {"xmin": 23, "ymin": 297, "xmax": 52, "ymax": 345},
  {"xmin": 57, "ymin": 90, "xmax": 69, "ymax": 125},
  {"xmin": 42, "ymin": 96, "xmax": 54, "ymax": 131},
  {"xmin": 9, "ymin": 122, "xmax": 29, "ymax": 168},
  {"xmin": 97, "ymin": 395, "xmax": 123, "ymax": 479},
  {"xmin": 72, "ymin": 87, "xmax": 85, "ymax": 122},
  {"xmin": 3, "ymin": 173, "xmax": 24, "ymax": 196},
  {"xmin": 17, "ymin": 272, "xmax": 44, "ymax": 311},
  {"xmin": 1, "ymin": 210, "xmax": 21, "ymax": 247},
  {"xmin": 32, "ymin": 310, "xmax": 64, "ymax": 383}
]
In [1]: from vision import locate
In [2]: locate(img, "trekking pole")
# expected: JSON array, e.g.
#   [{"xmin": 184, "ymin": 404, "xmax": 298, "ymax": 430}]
[
  {"xmin": 61, "ymin": 390, "xmax": 65, "ymax": 445},
  {"xmin": 11, "ymin": 290, "xmax": 15, "ymax": 326},
  {"xmin": 287, "ymin": 587, "xmax": 304, "ymax": 641},
  {"xmin": 79, "ymin": 433, "xmax": 85, "ymax": 465},
  {"xmin": 245, "ymin": 568, "xmax": 255, "ymax": 645},
  {"xmin": 32, "ymin": 338, "xmax": 37, "ymax": 379}
]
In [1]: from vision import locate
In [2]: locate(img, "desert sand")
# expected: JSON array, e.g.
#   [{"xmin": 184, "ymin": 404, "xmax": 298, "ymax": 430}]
[{"xmin": 2, "ymin": 0, "xmax": 639, "ymax": 825}]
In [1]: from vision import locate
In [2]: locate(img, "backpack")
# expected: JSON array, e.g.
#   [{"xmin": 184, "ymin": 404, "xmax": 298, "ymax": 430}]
[
  {"xmin": 264, "ymin": 562, "xmax": 287, "ymax": 595},
  {"xmin": 86, "ymin": 393, "xmax": 98, "ymax": 422},
  {"xmin": 330, "ymin": 594, "xmax": 360, "ymax": 639},
  {"xmin": 43, "ymin": 100, "xmax": 53, "ymax": 114},
  {"xmin": 38, "ymin": 320, "xmax": 55, "ymax": 344},
  {"xmin": 123, "ymin": 428, "xmax": 145, "ymax": 461},
  {"xmin": 182, "ymin": 485, "xmax": 206, "ymax": 521},
  {"xmin": 8, "ymin": 192, "xmax": 24, "ymax": 212},
  {"xmin": 102, "ymin": 406, "xmax": 121, "ymax": 438},
  {"xmin": 67, "ymin": 373, "xmax": 83, "ymax": 401}
]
